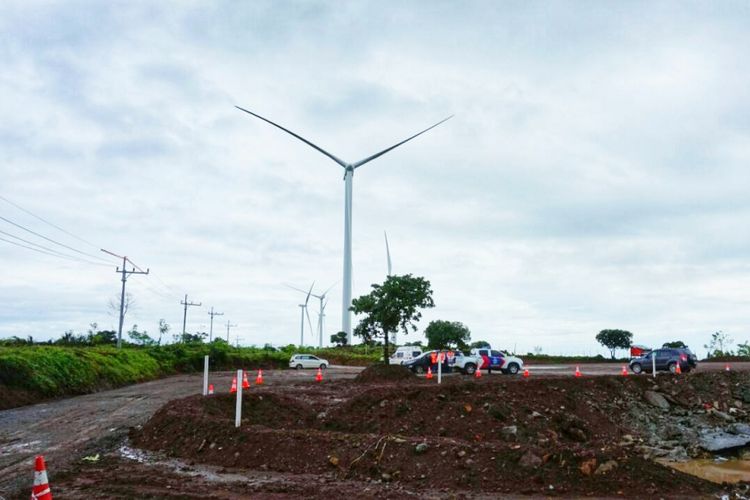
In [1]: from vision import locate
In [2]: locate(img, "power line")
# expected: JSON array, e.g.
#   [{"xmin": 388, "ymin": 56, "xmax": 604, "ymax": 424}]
[
  {"xmin": 0, "ymin": 215, "xmax": 112, "ymax": 264},
  {"xmin": 0, "ymin": 232, "xmax": 110, "ymax": 267},
  {"xmin": 0, "ymin": 194, "xmax": 102, "ymax": 250}
]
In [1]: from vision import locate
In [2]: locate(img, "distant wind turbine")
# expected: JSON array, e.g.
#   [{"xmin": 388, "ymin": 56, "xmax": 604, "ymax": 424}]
[
  {"xmin": 296, "ymin": 281, "xmax": 315, "ymax": 346},
  {"xmin": 236, "ymin": 106, "xmax": 452, "ymax": 343},
  {"xmin": 288, "ymin": 281, "xmax": 337, "ymax": 347}
]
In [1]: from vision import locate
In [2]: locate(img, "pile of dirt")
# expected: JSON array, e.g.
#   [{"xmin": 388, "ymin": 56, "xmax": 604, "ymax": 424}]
[
  {"xmin": 353, "ymin": 364, "xmax": 415, "ymax": 383},
  {"xmin": 128, "ymin": 372, "xmax": 749, "ymax": 497},
  {"xmin": 0, "ymin": 384, "xmax": 39, "ymax": 410}
]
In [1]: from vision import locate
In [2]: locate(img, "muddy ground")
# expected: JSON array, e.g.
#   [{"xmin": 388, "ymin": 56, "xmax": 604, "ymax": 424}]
[{"xmin": 3, "ymin": 364, "xmax": 749, "ymax": 499}]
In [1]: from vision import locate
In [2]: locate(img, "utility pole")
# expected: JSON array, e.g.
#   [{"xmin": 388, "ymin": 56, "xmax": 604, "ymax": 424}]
[
  {"xmin": 181, "ymin": 294, "xmax": 202, "ymax": 342},
  {"xmin": 226, "ymin": 321, "xmax": 237, "ymax": 343},
  {"xmin": 101, "ymin": 249, "xmax": 149, "ymax": 349},
  {"xmin": 208, "ymin": 307, "xmax": 224, "ymax": 343}
]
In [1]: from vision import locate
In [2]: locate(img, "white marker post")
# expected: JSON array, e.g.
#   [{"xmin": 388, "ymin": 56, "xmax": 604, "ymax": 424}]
[
  {"xmin": 235, "ymin": 369, "xmax": 243, "ymax": 428},
  {"xmin": 652, "ymin": 353, "xmax": 656, "ymax": 379},
  {"xmin": 202, "ymin": 355, "xmax": 209, "ymax": 396},
  {"xmin": 437, "ymin": 352, "xmax": 443, "ymax": 384}
]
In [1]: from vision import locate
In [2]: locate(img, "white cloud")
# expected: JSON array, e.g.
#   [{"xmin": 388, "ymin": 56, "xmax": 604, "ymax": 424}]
[{"xmin": 0, "ymin": 1, "xmax": 749, "ymax": 356}]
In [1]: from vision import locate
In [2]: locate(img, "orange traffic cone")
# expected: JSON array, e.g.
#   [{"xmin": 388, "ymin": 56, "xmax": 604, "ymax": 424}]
[
  {"xmin": 242, "ymin": 370, "xmax": 250, "ymax": 389},
  {"xmin": 675, "ymin": 363, "xmax": 682, "ymax": 375},
  {"xmin": 574, "ymin": 366, "xmax": 582, "ymax": 377},
  {"xmin": 474, "ymin": 367, "xmax": 482, "ymax": 378},
  {"xmin": 621, "ymin": 365, "xmax": 628, "ymax": 376},
  {"xmin": 208, "ymin": 384, "xmax": 214, "ymax": 395},
  {"xmin": 523, "ymin": 368, "xmax": 530, "ymax": 378},
  {"xmin": 315, "ymin": 367, "xmax": 323, "ymax": 382},
  {"xmin": 230, "ymin": 375, "xmax": 237, "ymax": 394},
  {"xmin": 256, "ymin": 369, "xmax": 264, "ymax": 385},
  {"xmin": 31, "ymin": 455, "xmax": 52, "ymax": 500},
  {"xmin": 426, "ymin": 367, "xmax": 433, "ymax": 380},
  {"xmin": 725, "ymin": 364, "xmax": 731, "ymax": 372}
]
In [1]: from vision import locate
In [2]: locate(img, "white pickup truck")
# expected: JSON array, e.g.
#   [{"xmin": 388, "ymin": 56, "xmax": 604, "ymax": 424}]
[{"xmin": 470, "ymin": 348, "xmax": 524, "ymax": 375}]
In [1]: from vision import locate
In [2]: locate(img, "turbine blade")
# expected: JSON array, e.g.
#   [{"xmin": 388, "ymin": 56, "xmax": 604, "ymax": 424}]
[
  {"xmin": 384, "ymin": 230, "xmax": 392, "ymax": 276},
  {"xmin": 306, "ymin": 307, "xmax": 314, "ymax": 335},
  {"xmin": 322, "ymin": 280, "xmax": 338, "ymax": 296},
  {"xmin": 352, "ymin": 115, "xmax": 454, "ymax": 169},
  {"xmin": 305, "ymin": 281, "xmax": 315, "ymax": 306},
  {"xmin": 285, "ymin": 283, "xmax": 311, "ymax": 295},
  {"xmin": 235, "ymin": 106, "xmax": 348, "ymax": 168}
]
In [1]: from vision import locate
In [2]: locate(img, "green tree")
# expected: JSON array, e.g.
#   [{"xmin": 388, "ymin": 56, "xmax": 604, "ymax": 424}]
[
  {"xmin": 350, "ymin": 274, "xmax": 435, "ymax": 365},
  {"xmin": 158, "ymin": 319, "xmax": 170, "ymax": 346},
  {"xmin": 595, "ymin": 329, "xmax": 633, "ymax": 359},
  {"xmin": 704, "ymin": 330, "xmax": 733, "ymax": 358},
  {"xmin": 737, "ymin": 341, "xmax": 750, "ymax": 358},
  {"xmin": 425, "ymin": 320, "xmax": 471, "ymax": 350},
  {"xmin": 662, "ymin": 340, "xmax": 687, "ymax": 349},
  {"xmin": 470, "ymin": 340, "xmax": 491, "ymax": 349},
  {"xmin": 127, "ymin": 324, "xmax": 155, "ymax": 346},
  {"xmin": 330, "ymin": 331, "xmax": 348, "ymax": 347}
]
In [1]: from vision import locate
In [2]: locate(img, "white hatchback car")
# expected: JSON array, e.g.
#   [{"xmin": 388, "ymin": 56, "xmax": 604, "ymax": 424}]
[{"xmin": 289, "ymin": 354, "xmax": 329, "ymax": 370}]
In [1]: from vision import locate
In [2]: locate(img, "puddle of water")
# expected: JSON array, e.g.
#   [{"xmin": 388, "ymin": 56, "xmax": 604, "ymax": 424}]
[{"xmin": 658, "ymin": 457, "xmax": 750, "ymax": 484}]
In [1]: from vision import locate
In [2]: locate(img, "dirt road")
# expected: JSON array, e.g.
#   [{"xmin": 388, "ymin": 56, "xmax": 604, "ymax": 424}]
[
  {"xmin": 0, "ymin": 366, "xmax": 361, "ymax": 497},
  {"xmin": 0, "ymin": 362, "xmax": 744, "ymax": 497}
]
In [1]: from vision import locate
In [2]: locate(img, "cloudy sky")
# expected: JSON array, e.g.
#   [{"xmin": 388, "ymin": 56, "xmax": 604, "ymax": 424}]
[{"xmin": 1, "ymin": 1, "xmax": 748, "ymax": 355}]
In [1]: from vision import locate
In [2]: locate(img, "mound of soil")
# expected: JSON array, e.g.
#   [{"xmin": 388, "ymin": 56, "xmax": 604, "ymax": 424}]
[
  {"xmin": 353, "ymin": 364, "xmax": 415, "ymax": 383},
  {"xmin": 129, "ymin": 372, "xmax": 750, "ymax": 497}
]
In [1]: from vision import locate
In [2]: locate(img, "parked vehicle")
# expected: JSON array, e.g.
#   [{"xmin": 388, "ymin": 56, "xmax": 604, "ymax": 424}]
[
  {"xmin": 629, "ymin": 348, "xmax": 697, "ymax": 374},
  {"xmin": 389, "ymin": 346, "xmax": 423, "ymax": 365},
  {"xmin": 469, "ymin": 348, "xmax": 524, "ymax": 375},
  {"xmin": 289, "ymin": 354, "xmax": 329, "ymax": 370},
  {"xmin": 403, "ymin": 350, "xmax": 485, "ymax": 375},
  {"xmin": 403, "ymin": 350, "xmax": 450, "ymax": 374}
]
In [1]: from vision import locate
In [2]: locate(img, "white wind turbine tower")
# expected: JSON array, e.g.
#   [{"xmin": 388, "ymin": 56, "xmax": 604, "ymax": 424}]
[
  {"xmin": 384, "ymin": 230, "xmax": 397, "ymax": 344},
  {"xmin": 288, "ymin": 282, "xmax": 337, "ymax": 347},
  {"xmin": 236, "ymin": 106, "xmax": 452, "ymax": 344},
  {"xmin": 296, "ymin": 282, "xmax": 315, "ymax": 346}
]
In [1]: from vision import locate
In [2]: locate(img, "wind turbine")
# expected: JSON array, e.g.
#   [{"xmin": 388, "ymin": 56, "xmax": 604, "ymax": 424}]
[
  {"xmin": 297, "ymin": 282, "xmax": 315, "ymax": 346},
  {"xmin": 236, "ymin": 106, "xmax": 452, "ymax": 344},
  {"xmin": 287, "ymin": 282, "xmax": 337, "ymax": 347}
]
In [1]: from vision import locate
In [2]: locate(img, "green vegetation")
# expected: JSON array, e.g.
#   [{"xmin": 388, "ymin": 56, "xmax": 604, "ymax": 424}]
[
  {"xmin": 0, "ymin": 341, "xmax": 380, "ymax": 406},
  {"xmin": 424, "ymin": 320, "xmax": 471, "ymax": 350},
  {"xmin": 595, "ymin": 329, "xmax": 634, "ymax": 359},
  {"xmin": 351, "ymin": 274, "xmax": 435, "ymax": 365}
]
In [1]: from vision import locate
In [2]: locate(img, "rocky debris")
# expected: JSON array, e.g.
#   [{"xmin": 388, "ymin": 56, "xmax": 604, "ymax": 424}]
[
  {"xmin": 644, "ymin": 391, "xmax": 670, "ymax": 410},
  {"xmin": 501, "ymin": 425, "xmax": 517, "ymax": 437},
  {"xmin": 698, "ymin": 428, "xmax": 750, "ymax": 452},
  {"xmin": 519, "ymin": 450, "xmax": 542, "ymax": 468},
  {"xmin": 579, "ymin": 458, "xmax": 597, "ymax": 475},
  {"xmin": 414, "ymin": 442, "xmax": 429, "ymax": 454},
  {"xmin": 595, "ymin": 460, "xmax": 618, "ymax": 475}
]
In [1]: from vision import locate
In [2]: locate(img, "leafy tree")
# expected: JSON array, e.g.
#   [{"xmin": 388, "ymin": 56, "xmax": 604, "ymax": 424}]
[
  {"xmin": 404, "ymin": 340, "xmax": 423, "ymax": 347},
  {"xmin": 182, "ymin": 332, "xmax": 207, "ymax": 344},
  {"xmin": 737, "ymin": 341, "xmax": 750, "ymax": 358},
  {"xmin": 595, "ymin": 329, "xmax": 633, "ymax": 359},
  {"xmin": 663, "ymin": 340, "xmax": 687, "ymax": 348},
  {"xmin": 704, "ymin": 330, "xmax": 733, "ymax": 358},
  {"xmin": 470, "ymin": 340, "xmax": 491, "ymax": 349},
  {"xmin": 350, "ymin": 274, "xmax": 435, "ymax": 365},
  {"xmin": 158, "ymin": 319, "xmax": 170, "ymax": 345},
  {"xmin": 330, "ymin": 331, "xmax": 348, "ymax": 347},
  {"xmin": 425, "ymin": 320, "xmax": 471, "ymax": 350},
  {"xmin": 127, "ymin": 324, "xmax": 155, "ymax": 346}
]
